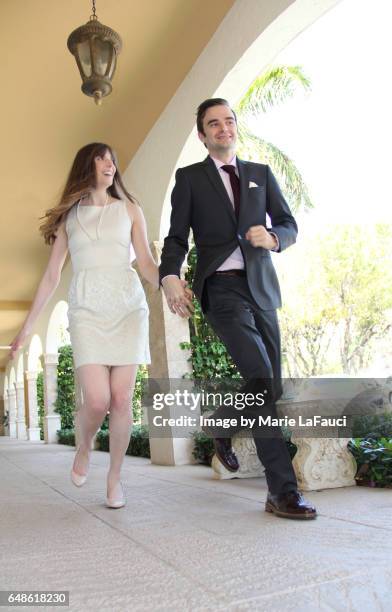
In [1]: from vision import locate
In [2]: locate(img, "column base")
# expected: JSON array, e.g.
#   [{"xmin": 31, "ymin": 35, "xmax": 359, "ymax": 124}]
[
  {"xmin": 16, "ymin": 420, "xmax": 27, "ymax": 440},
  {"xmin": 28, "ymin": 427, "xmax": 42, "ymax": 442},
  {"xmin": 44, "ymin": 415, "xmax": 61, "ymax": 444},
  {"xmin": 149, "ymin": 437, "xmax": 195, "ymax": 466}
]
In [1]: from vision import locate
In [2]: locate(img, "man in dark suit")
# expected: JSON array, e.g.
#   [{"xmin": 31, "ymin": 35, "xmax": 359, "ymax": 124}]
[{"xmin": 159, "ymin": 98, "xmax": 316, "ymax": 520}]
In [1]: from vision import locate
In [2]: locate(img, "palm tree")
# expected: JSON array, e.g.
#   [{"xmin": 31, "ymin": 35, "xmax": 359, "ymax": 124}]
[{"xmin": 235, "ymin": 65, "xmax": 313, "ymax": 212}]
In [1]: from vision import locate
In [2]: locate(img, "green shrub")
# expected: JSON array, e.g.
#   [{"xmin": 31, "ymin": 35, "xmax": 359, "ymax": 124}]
[
  {"xmin": 96, "ymin": 429, "xmax": 110, "ymax": 451},
  {"xmin": 96, "ymin": 424, "xmax": 150, "ymax": 458},
  {"xmin": 191, "ymin": 431, "xmax": 215, "ymax": 465},
  {"xmin": 127, "ymin": 424, "xmax": 150, "ymax": 457},
  {"xmin": 348, "ymin": 437, "xmax": 392, "ymax": 487},
  {"xmin": 57, "ymin": 428, "xmax": 75, "ymax": 446},
  {"xmin": 352, "ymin": 412, "xmax": 392, "ymax": 440}
]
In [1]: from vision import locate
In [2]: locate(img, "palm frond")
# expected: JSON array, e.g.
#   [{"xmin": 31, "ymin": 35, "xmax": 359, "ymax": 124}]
[
  {"xmin": 237, "ymin": 125, "xmax": 313, "ymax": 213},
  {"xmin": 236, "ymin": 65, "xmax": 311, "ymax": 118}
]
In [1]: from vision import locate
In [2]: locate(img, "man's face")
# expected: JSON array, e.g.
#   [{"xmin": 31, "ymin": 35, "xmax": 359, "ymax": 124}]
[{"xmin": 198, "ymin": 104, "xmax": 237, "ymax": 154}]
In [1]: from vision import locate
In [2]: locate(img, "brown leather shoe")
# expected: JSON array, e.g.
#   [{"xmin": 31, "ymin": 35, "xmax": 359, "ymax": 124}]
[
  {"xmin": 213, "ymin": 438, "xmax": 239, "ymax": 472},
  {"xmin": 265, "ymin": 490, "xmax": 317, "ymax": 520}
]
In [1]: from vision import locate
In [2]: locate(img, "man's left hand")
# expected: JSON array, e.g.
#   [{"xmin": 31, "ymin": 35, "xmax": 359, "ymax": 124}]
[{"xmin": 245, "ymin": 226, "xmax": 277, "ymax": 250}]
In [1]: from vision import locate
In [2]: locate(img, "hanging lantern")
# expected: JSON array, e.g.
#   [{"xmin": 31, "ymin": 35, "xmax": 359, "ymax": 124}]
[{"xmin": 67, "ymin": 0, "xmax": 122, "ymax": 106}]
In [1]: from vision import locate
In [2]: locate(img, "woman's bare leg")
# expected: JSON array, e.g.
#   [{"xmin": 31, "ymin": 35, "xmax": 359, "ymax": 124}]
[
  {"xmin": 73, "ymin": 364, "xmax": 111, "ymax": 476},
  {"xmin": 107, "ymin": 365, "xmax": 138, "ymax": 498}
]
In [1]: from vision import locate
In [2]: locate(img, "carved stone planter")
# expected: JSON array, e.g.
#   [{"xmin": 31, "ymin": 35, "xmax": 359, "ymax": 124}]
[
  {"xmin": 211, "ymin": 431, "xmax": 264, "ymax": 480},
  {"xmin": 211, "ymin": 395, "xmax": 358, "ymax": 490},
  {"xmin": 291, "ymin": 437, "xmax": 356, "ymax": 490}
]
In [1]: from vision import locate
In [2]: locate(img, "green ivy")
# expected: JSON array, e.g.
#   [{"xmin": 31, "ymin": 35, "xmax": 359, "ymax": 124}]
[
  {"xmin": 132, "ymin": 365, "xmax": 148, "ymax": 423},
  {"xmin": 54, "ymin": 345, "xmax": 75, "ymax": 429},
  {"xmin": 36, "ymin": 371, "xmax": 44, "ymax": 441}
]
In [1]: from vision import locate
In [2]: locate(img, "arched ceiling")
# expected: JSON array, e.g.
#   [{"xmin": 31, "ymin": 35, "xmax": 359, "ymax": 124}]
[{"xmin": 0, "ymin": 0, "xmax": 235, "ymax": 369}]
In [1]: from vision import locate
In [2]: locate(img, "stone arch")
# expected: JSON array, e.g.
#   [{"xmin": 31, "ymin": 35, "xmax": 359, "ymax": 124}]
[
  {"xmin": 27, "ymin": 334, "xmax": 44, "ymax": 372},
  {"xmin": 46, "ymin": 300, "xmax": 70, "ymax": 355}
]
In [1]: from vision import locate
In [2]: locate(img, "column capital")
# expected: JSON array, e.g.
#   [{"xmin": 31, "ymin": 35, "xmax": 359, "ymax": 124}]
[
  {"xmin": 7, "ymin": 388, "xmax": 16, "ymax": 398},
  {"xmin": 43, "ymin": 353, "xmax": 59, "ymax": 366}
]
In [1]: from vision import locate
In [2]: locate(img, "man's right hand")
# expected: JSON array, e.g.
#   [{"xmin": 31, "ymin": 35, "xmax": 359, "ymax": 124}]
[{"xmin": 161, "ymin": 276, "xmax": 194, "ymax": 318}]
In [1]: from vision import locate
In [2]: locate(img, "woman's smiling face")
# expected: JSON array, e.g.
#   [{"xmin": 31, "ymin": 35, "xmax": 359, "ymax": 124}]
[{"xmin": 94, "ymin": 149, "xmax": 116, "ymax": 188}]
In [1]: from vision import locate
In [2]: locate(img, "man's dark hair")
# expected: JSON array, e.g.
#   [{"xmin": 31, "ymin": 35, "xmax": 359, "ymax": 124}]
[{"xmin": 196, "ymin": 98, "xmax": 237, "ymax": 135}]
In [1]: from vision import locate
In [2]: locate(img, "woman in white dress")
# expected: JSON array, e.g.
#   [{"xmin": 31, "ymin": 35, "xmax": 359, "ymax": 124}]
[{"xmin": 10, "ymin": 143, "xmax": 188, "ymax": 508}]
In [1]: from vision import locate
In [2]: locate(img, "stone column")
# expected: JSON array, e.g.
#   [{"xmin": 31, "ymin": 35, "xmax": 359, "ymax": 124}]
[
  {"xmin": 43, "ymin": 353, "xmax": 61, "ymax": 443},
  {"xmin": 0, "ymin": 394, "xmax": 5, "ymax": 436},
  {"xmin": 141, "ymin": 241, "xmax": 196, "ymax": 466},
  {"xmin": 25, "ymin": 371, "xmax": 41, "ymax": 441},
  {"xmin": 8, "ymin": 388, "xmax": 17, "ymax": 438},
  {"xmin": 15, "ymin": 382, "xmax": 27, "ymax": 440}
]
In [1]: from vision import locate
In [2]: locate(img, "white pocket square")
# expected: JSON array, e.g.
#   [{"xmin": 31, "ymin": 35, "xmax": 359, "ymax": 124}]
[{"xmin": 249, "ymin": 181, "xmax": 259, "ymax": 188}]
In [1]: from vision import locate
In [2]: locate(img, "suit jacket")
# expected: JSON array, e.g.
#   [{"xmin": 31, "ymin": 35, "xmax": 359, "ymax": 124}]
[{"xmin": 159, "ymin": 156, "xmax": 298, "ymax": 311}]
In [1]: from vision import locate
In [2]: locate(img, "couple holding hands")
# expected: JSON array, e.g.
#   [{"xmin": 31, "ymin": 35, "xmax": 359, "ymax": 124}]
[{"xmin": 11, "ymin": 98, "xmax": 316, "ymax": 519}]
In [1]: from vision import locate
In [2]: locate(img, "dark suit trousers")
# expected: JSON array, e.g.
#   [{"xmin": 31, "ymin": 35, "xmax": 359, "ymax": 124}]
[{"xmin": 204, "ymin": 274, "xmax": 297, "ymax": 495}]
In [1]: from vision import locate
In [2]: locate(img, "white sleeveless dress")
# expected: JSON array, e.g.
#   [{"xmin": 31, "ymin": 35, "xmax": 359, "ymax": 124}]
[{"xmin": 65, "ymin": 200, "xmax": 150, "ymax": 368}]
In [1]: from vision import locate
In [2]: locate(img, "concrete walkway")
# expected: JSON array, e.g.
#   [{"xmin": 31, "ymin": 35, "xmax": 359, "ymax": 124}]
[{"xmin": 0, "ymin": 438, "xmax": 391, "ymax": 612}]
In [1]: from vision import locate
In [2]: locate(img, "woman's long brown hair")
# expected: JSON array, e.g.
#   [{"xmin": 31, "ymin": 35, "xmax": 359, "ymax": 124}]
[{"xmin": 40, "ymin": 143, "xmax": 136, "ymax": 244}]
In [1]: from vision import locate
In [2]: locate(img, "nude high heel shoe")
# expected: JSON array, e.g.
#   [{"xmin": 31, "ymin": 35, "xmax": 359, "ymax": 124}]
[
  {"xmin": 70, "ymin": 446, "xmax": 89, "ymax": 487},
  {"xmin": 106, "ymin": 481, "xmax": 126, "ymax": 509}
]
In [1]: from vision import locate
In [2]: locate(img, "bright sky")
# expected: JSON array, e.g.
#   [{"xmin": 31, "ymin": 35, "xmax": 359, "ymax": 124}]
[{"xmin": 249, "ymin": 0, "xmax": 392, "ymax": 231}]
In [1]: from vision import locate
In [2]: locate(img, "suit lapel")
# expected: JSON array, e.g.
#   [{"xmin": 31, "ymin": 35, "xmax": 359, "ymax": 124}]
[
  {"xmin": 237, "ymin": 158, "xmax": 249, "ymax": 226},
  {"xmin": 203, "ymin": 156, "xmax": 237, "ymax": 225}
]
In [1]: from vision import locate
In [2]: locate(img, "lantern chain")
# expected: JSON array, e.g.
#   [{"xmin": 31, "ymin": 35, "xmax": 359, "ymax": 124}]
[{"xmin": 90, "ymin": 0, "xmax": 98, "ymax": 21}]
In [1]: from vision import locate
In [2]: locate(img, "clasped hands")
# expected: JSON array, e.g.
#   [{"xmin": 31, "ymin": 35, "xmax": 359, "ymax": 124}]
[
  {"xmin": 161, "ymin": 277, "xmax": 194, "ymax": 318},
  {"xmin": 162, "ymin": 227, "xmax": 276, "ymax": 318}
]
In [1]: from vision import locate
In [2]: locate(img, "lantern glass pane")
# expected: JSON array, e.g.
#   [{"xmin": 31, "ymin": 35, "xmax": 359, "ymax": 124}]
[
  {"xmin": 77, "ymin": 40, "xmax": 92, "ymax": 77},
  {"xmin": 108, "ymin": 54, "xmax": 116, "ymax": 79},
  {"xmin": 93, "ymin": 39, "xmax": 111, "ymax": 76}
]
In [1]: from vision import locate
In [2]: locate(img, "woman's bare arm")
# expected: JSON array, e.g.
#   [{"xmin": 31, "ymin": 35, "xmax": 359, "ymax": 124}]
[
  {"xmin": 127, "ymin": 203, "xmax": 159, "ymax": 289},
  {"xmin": 9, "ymin": 223, "xmax": 69, "ymax": 359}
]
